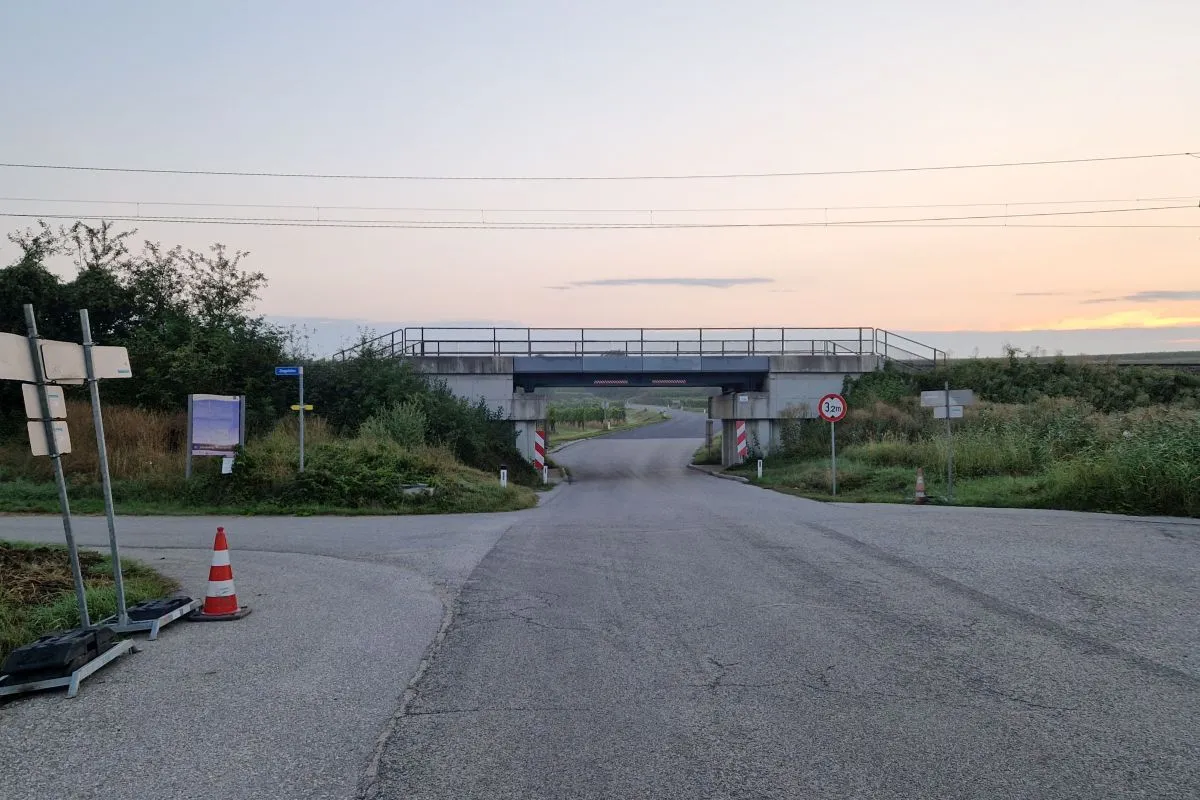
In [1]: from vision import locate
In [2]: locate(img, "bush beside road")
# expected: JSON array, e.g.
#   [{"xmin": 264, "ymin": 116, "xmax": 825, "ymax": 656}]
[{"xmin": 726, "ymin": 396, "xmax": 1200, "ymax": 517}]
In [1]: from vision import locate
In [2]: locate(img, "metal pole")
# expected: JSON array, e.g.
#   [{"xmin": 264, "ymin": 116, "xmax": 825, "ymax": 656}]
[
  {"xmin": 24, "ymin": 304, "xmax": 91, "ymax": 628},
  {"xmin": 80, "ymin": 309, "xmax": 128, "ymax": 624},
  {"xmin": 945, "ymin": 381, "xmax": 954, "ymax": 501},
  {"xmin": 298, "ymin": 366, "xmax": 306, "ymax": 473},
  {"xmin": 185, "ymin": 394, "xmax": 193, "ymax": 479},
  {"xmin": 830, "ymin": 421, "xmax": 838, "ymax": 496}
]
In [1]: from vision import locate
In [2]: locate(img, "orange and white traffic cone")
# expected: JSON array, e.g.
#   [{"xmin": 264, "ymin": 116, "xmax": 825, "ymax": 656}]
[
  {"xmin": 188, "ymin": 527, "xmax": 251, "ymax": 621},
  {"xmin": 914, "ymin": 468, "xmax": 929, "ymax": 505}
]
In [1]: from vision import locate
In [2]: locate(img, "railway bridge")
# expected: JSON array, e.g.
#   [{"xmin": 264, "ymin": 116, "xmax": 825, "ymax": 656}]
[{"xmin": 336, "ymin": 327, "xmax": 945, "ymax": 466}]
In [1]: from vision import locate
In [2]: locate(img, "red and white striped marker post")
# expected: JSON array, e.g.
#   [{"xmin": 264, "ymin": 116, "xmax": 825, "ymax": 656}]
[
  {"xmin": 533, "ymin": 429, "xmax": 547, "ymax": 484},
  {"xmin": 735, "ymin": 420, "xmax": 748, "ymax": 462},
  {"xmin": 188, "ymin": 527, "xmax": 251, "ymax": 621}
]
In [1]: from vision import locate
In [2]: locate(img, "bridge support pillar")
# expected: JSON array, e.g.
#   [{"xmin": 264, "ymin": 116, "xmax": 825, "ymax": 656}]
[
  {"xmin": 509, "ymin": 393, "xmax": 549, "ymax": 465},
  {"xmin": 710, "ymin": 393, "xmax": 773, "ymax": 467}
]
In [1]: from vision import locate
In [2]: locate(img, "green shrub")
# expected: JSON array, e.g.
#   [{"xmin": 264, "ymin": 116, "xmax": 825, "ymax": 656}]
[{"xmin": 359, "ymin": 401, "xmax": 427, "ymax": 448}]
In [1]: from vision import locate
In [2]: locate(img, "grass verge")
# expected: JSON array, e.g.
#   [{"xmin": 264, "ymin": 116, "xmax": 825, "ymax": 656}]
[
  {"xmin": 549, "ymin": 409, "xmax": 668, "ymax": 446},
  {"xmin": 728, "ymin": 452, "xmax": 1199, "ymax": 516},
  {"xmin": 0, "ymin": 541, "xmax": 179, "ymax": 663},
  {"xmin": 0, "ymin": 476, "xmax": 537, "ymax": 516}
]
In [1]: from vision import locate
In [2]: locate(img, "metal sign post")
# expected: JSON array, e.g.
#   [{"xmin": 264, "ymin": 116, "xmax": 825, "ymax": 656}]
[
  {"xmin": 23, "ymin": 304, "xmax": 90, "ymax": 628},
  {"xmin": 830, "ymin": 422, "xmax": 838, "ymax": 495},
  {"xmin": 298, "ymin": 366, "xmax": 305, "ymax": 473},
  {"xmin": 921, "ymin": 387, "xmax": 974, "ymax": 503},
  {"xmin": 818, "ymin": 393, "xmax": 848, "ymax": 496},
  {"xmin": 80, "ymin": 309, "xmax": 127, "ymax": 626},
  {"xmin": 275, "ymin": 365, "xmax": 305, "ymax": 472},
  {"xmin": 944, "ymin": 382, "xmax": 954, "ymax": 501}
]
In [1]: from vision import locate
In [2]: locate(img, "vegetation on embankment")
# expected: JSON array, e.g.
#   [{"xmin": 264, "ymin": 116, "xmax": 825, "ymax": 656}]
[
  {"xmin": 0, "ymin": 541, "xmax": 178, "ymax": 663},
  {"xmin": 0, "ymin": 401, "xmax": 537, "ymax": 515},
  {"xmin": 1, "ymin": 220, "xmax": 539, "ymax": 515},
  {"xmin": 725, "ymin": 353, "xmax": 1200, "ymax": 517}
]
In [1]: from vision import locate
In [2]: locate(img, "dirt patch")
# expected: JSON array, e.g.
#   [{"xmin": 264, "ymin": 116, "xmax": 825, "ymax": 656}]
[{"xmin": 0, "ymin": 543, "xmax": 107, "ymax": 606}]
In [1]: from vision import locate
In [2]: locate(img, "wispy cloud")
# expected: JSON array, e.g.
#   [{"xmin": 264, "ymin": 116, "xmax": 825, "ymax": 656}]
[
  {"xmin": 1014, "ymin": 290, "xmax": 1102, "ymax": 298},
  {"xmin": 1084, "ymin": 290, "xmax": 1200, "ymax": 304},
  {"xmin": 1024, "ymin": 310, "xmax": 1200, "ymax": 331},
  {"xmin": 554, "ymin": 277, "xmax": 774, "ymax": 290}
]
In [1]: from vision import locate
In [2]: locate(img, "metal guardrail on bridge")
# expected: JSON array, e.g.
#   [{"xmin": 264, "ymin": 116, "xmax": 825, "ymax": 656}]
[{"xmin": 334, "ymin": 327, "xmax": 946, "ymax": 370}]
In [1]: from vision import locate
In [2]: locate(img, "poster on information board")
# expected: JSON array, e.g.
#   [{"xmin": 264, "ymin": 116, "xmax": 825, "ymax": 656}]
[{"xmin": 186, "ymin": 394, "xmax": 245, "ymax": 477}]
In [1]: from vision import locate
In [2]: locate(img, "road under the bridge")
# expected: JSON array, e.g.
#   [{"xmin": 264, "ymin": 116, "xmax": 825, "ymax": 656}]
[
  {"xmin": 2, "ymin": 413, "xmax": 1196, "ymax": 799},
  {"xmin": 373, "ymin": 411, "xmax": 1199, "ymax": 799}
]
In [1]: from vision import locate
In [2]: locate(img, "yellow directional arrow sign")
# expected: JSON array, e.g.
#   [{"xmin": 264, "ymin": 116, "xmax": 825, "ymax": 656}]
[{"xmin": 290, "ymin": 404, "xmax": 314, "ymax": 411}]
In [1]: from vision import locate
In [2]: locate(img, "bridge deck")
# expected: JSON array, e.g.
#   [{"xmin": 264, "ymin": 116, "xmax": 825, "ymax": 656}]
[{"xmin": 335, "ymin": 326, "xmax": 945, "ymax": 370}]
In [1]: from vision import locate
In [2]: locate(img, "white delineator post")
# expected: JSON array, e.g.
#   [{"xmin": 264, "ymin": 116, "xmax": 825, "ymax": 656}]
[{"xmin": 736, "ymin": 420, "xmax": 748, "ymax": 462}]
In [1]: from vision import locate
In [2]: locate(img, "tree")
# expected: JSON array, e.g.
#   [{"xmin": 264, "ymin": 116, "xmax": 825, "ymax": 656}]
[{"xmin": 1, "ymin": 219, "xmax": 289, "ymax": 434}]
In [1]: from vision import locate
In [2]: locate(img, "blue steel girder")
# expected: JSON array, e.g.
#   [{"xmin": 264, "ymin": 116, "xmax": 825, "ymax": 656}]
[{"xmin": 512, "ymin": 355, "xmax": 769, "ymax": 392}]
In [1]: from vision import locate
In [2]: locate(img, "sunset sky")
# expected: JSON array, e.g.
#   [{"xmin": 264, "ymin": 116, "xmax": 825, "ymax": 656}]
[{"xmin": 1, "ymin": 1, "xmax": 1198, "ymax": 355}]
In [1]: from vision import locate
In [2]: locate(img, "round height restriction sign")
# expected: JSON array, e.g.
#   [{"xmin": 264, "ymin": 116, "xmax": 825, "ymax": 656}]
[{"xmin": 818, "ymin": 393, "xmax": 847, "ymax": 423}]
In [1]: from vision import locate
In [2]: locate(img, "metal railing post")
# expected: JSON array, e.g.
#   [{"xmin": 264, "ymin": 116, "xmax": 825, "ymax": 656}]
[{"xmin": 751, "ymin": 328, "xmax": 756, "ymax": 356}]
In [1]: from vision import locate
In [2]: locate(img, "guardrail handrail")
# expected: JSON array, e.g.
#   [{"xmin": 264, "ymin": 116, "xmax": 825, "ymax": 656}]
[{"xmin": 332, "ymin": 325, "xmax": 943, "ymax": 370}]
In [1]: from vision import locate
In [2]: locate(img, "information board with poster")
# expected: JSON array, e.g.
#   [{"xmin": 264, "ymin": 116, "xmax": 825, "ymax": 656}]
[{"xmin": 186, "ymin": 394, "xmax": 246, "ymax": 477}]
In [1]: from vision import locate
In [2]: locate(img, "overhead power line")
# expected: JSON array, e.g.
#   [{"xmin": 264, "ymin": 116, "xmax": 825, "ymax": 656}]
[
  {"xmin": 0, "ymin": 150, "xmax": 1194, "ymax": 181},
  {"xmin": 0, "ymin": 204, "xmax": 1195, "ymax": 230},
  {"xmin": 2, "ymin": 194, "xmax": 1197, "ymax": 214}
]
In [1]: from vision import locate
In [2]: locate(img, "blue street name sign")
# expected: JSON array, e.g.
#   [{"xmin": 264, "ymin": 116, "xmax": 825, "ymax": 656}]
[{"xmin": 274, "ymin": 366, "xmax": 301, "ymax": 377}]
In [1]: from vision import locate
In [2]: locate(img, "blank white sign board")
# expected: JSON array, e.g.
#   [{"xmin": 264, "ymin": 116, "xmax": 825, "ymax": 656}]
[
  {"xmin": 40, "ymin": 340, "xmax": 132, "ymax": 381},
  {"xmin": 28, "ymin": 420, "xmax": 72, "ymax": 455},
  {"xmin": 0, "ymin": 332, "xmax": 34, "ymax": 382},
  {"xmin": 22, "ymin": 384, "xmax": 67, "ymax": 419}
]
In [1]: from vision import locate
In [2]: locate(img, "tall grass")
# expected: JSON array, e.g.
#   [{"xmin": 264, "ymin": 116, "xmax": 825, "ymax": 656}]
[
  {"xmin": 1045, "ymin": 412, "xmax": 1200, "ymax": 515},
  {"xmin": 772, "ymin": 397, "xmax": 1199, "ymax": 516},
  {"xmin": 0, "ymin": 400, "xmax": 183, "ymax": 482},
  {"xmin": 0, "ymin": 403, "xmax": 538, "ymax": 514}
]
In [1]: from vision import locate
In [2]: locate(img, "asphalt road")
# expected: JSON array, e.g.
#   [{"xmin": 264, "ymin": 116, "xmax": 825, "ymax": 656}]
[
  {"xmin": 3, "ymin": 411, "xmax": 1199, "ymax": 799},
  {"xmin": 373, "ymin": 412, "xmax": 1200, "ymax": 799},
  {"xmin": 0, "ymin": 514, "xmax": 526, "ymax": 800}
]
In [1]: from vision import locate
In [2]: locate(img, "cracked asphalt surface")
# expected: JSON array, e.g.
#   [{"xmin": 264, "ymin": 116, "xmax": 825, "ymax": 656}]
[
  {"xmin": 3, "ymin": 410, "xmax": 1199, "ymax": 799},
  {"xmin": 374, "ymin": 412, "xmax": 1200, "ymax": 799}
]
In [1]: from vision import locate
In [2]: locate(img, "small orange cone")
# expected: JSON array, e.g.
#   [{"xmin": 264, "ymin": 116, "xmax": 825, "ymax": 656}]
[
  {"xmin": 914, "ymin": 468, "xmax": 929, "ymax": 505},
  {"xmin": 188, "ymin": 527, "xmax": 251, "ymax": 621}
]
